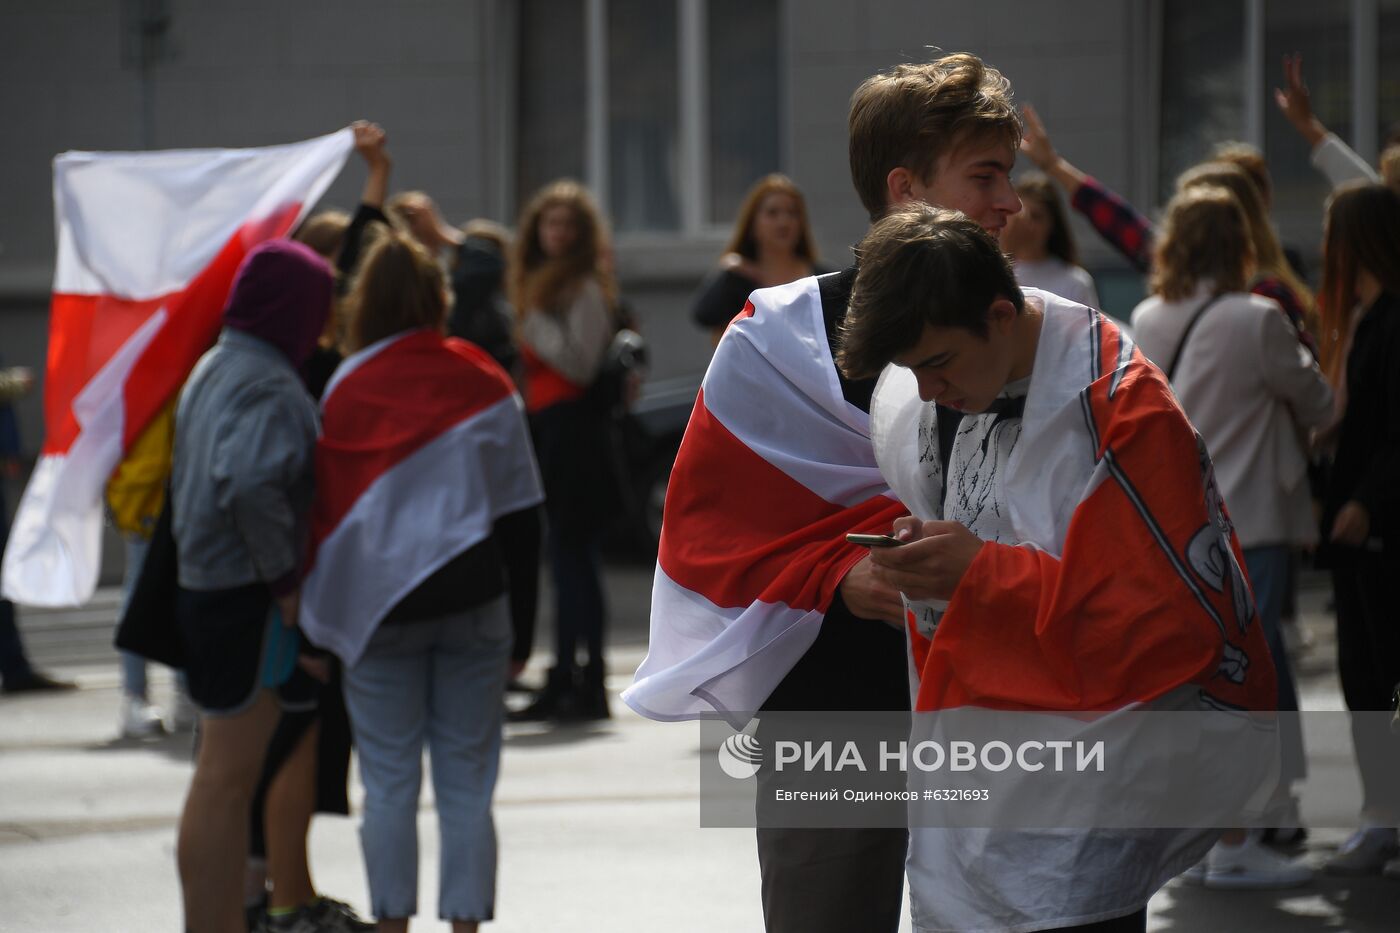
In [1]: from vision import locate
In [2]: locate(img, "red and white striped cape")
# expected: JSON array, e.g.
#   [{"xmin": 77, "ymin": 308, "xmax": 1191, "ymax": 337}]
[
  {"xmin": 623, "ymin": 276, "xmax": 906, "ymax": 723},
  {"xmin": 872, "ymin": 290, "xmax": 1280, "ymax": 931},
  {"xmin": 300, "ymin": 330, "xmax": 543, "ymax": 667},
  {"xmin": 2, "ymin": 131, "xmax": 351, "ymax": 606}
]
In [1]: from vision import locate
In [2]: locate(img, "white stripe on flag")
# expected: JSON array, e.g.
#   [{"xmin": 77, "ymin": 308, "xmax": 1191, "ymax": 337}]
[
  {"xmin": 54, "ymin": 130, "xmax": 352, "ymax": 299},
  {"xmin": 301, "ymin": 394, "xmax": 544, "ymax": 667},
  {"xmin": 623, "ymin": 566, "xmax": 823, "ymax": 725},
  {"xmin": 2, "ymin": 309, "xmax": 166, "ymax": 606},
  {"xmin": 703, "ymin": 277, "xmax": 887, "ymax": 508}
]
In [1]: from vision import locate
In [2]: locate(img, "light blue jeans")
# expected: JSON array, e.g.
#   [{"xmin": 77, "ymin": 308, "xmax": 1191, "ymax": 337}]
[
  {"xmin": 342, "ymin": 597, "xmax": 512, "ymax": 922},
  {"xmin": 1244, "ymin": 545, "xmax": 1306, "ymax": 784}
]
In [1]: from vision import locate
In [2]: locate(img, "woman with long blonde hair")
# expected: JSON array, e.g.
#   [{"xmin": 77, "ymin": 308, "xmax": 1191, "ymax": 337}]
[
  {"xmin": 508, "ymin": 179, "xmax": 618, "ymax": 721},
  {"xmin": 1176, "ymin": 161, "xmax": 1317, "ymax": 356},
  {"xmin": 691, "ymin": 174, "xmax": 823, "ymax": 344},
  {"xmin": 1132, "ymin": 186, "xmax": 1332, "ymax": 888}
]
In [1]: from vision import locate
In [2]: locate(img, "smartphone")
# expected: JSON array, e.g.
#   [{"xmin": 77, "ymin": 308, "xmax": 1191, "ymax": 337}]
[{"xmin": 845, "ymin": 533, "xmax": 903, "ymax": 548}]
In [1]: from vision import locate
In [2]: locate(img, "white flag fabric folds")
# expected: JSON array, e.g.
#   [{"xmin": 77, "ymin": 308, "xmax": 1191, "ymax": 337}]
[
  {"xmin": 2, "ymin": 130, "xmax": 352, "ymax": 606},
  {"xmin": 624, "ymin": 276, "xmax": 906, "ymax": 723}
]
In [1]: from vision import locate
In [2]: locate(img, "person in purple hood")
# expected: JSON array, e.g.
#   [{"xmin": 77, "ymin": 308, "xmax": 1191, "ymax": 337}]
[{"xmin": 168, "ymin": 238, "xmax": 333, "ymax": 933}]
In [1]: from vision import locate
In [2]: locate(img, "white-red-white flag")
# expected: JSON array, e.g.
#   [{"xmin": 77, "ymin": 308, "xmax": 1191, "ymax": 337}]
[
  {"xmin": 2, "ymin": 130, "xmax": 353, "ymax": 607},
  {"xmin": 300, "ymin": 330, "xmax": 544, "ymax": 668},
  {"xmin": 622, "ymin": 277, "xmax": 906, "ymax": 724}
]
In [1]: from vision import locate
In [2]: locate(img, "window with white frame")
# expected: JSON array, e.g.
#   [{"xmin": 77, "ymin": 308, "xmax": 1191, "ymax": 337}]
[{"xmin": 514, "ymin": 0, "xmax": 781, "ymax": 236}]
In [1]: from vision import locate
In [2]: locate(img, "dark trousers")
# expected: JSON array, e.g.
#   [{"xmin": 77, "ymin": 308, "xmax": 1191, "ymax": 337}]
[
  {"xmin": 0, "ymin": 482, "xmax": 33, "ymax": 685},
  {"xmin": 1333, "ymin": 557, "xmax": 1400, "ymax": 820},
  {"xmin": 0, "ymin": 602, "xmax": 33, "ymax": 684},
  {"xmin": 548, "ymin": 525, "xmax": 605, "ymax": 671},
  {"xmin": 1052, "ymin": 909, "xmax": 1147, "ymax": 932},
  {"xmin": 531, "ymin": 400, "xmax": 610, "ymax": 674},
  {"xmin": 756, "ymin": 825, "xmax": 907, "ymax": 933}
]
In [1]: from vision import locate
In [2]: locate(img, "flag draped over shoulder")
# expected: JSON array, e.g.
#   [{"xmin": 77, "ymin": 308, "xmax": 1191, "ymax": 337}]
[
  {"xmin": 872, "ymin": 290, "xmax": 1281, "ymax": 931},
  {"xmin": 300, "ymin": 331, "xmax": 544, "ymax": 668},
  {"xmin": 623, "ymin": 276, "xmax": 906, "ymax": 723},
  {"xmin": 2, "ymin": 131, "xmax": 353, "ymax": 607},
  {"xmin": 872, "ymin": 290, "xmax": 1277, "ymax": 715}
]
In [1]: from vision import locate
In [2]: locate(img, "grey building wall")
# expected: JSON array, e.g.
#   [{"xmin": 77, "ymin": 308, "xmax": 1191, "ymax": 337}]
[
  {"xmin": 3, "ymin": 0, "xmax": 1154, "ymax": 454},
  {"xmin": 786, "ymin": 0, "xmax": 1152, "ymax": 312}
]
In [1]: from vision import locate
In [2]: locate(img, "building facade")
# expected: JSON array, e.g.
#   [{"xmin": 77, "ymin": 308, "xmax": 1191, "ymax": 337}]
[{"xmin": 2, "ymin": 0, "xmax": 1395, "ymax": 458}]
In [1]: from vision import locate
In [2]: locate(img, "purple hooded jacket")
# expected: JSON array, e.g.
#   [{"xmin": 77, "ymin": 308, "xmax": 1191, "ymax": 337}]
[{"xmin": 222, "ymin": 238, "xmax": 334, "ymax": 367}]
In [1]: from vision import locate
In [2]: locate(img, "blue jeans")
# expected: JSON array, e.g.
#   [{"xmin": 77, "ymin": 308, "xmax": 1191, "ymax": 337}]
[
  {"xmin": 1243, "ymin": 545, "xmax": 1306, "ymax": 784},
  {"xmin": 342, "ymin": 598, "xmax": 511, "ymax": 922}
]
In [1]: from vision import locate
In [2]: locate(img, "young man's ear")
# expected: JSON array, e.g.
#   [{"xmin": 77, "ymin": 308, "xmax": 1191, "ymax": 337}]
[
  {"xmin": 987, "ymin": 297, "xmax": 1019, "ymax": 331},
  {"xmin": 885, "ymin": 166, "xmax": 917, "ymax": 208}
]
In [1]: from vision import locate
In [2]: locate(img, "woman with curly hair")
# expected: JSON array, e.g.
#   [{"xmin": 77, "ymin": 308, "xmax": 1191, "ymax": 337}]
[{"xmin": 508, "ymin": 179, "xmax": 619, "ymax": 721}]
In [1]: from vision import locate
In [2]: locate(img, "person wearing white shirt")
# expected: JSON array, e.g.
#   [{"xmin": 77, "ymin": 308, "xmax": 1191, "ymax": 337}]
[
  {"xmin": 1003, "ymin": 172, "xmax": 1101, "ymax": 310},
  {"xmin": 1132, "ymin": 185, "xmax": 1332, "ymax": 889}
]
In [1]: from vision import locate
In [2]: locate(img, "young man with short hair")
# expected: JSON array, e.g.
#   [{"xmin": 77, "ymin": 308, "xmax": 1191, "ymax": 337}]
[
  {"xmin": 626, "ymin": 54, "xmax": 1022, "ymax": 932},
  {"xmin": 840, "ymin": 203, "xmax": 1280, "ymax": 932}
]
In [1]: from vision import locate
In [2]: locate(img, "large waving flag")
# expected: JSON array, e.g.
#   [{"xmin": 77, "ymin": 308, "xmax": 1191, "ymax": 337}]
[
  {"xmin": 624, "ymin": 276, "xmax": 906, "ymax": 723},
  {"xmin": 300, "ymin": 331, "xmax": 544, "ymax": 668},
  {"xmin": 2, "ymin": 130, "xmax": 353, "ymax": 607}
]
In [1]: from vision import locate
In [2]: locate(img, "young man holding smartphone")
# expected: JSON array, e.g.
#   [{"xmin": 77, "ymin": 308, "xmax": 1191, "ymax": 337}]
[
  {"xmin": 838, "ymin": 204, "xmax": 1280, "ymax": 932},
  {"xmin": 626, "ymin": 54, "xmax": 1023, "ymax": 932}
]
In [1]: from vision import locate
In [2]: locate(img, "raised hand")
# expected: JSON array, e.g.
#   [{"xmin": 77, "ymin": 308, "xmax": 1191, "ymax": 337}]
[
  {"xmin": 1019, "ymin": 104, "xmax": 1058, "ymax": 171},
  {"xmin": 1275, "ymin": 54, "xmax": 1326, "ymax": 148},
  {"xmin": 351, "ymin": 120, "xmax": 390, "ymax": 167}
]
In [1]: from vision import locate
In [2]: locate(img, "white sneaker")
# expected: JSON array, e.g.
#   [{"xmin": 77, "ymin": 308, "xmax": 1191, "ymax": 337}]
[
  {"xmin": 120, "ymin": 694, "xmax": 165, "ymax": 738},
  {"xmin": 1204, "ymin": 836, "xmax": 1313, "ymax": 889},
  {"xmin": 166, "ymin": 689, "xmax": 199, "ymax": 733},
  {"xmin": 1325, "ymin": 827, "xmax": 1399, "ymax": 875}
]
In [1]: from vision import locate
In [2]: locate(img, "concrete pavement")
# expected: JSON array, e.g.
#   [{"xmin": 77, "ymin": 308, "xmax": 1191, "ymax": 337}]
[{"xmin": 1, "ymin": 566, "xmax": 1397, "ymax": 931}]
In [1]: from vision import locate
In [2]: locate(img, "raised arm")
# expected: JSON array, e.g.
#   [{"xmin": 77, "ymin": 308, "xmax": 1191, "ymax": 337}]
[
  {"xmin": 352, "ymin": 120, "xmax": 391, "ymax": 209},
  {"xmin": 1021, "ymin": 104, "xmax": 1155, "ymax": 272},
  {"xmin": 1275, "ymin": 54, "xmax": 1380, "ymax": 188},
  {"xmin": 336, "ymin": 122, "xmax": 392, "ymax": 280}
]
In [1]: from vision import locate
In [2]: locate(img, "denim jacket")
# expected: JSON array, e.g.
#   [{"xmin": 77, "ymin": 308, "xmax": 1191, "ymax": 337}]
[{"xmin": 171, "ymin": 329, "xmax": 318, "ymax": 592}]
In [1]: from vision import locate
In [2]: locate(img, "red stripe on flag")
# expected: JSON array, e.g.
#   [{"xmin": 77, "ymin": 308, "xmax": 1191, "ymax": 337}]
[
  {"xmin": 310, "ymin": 332, "xmax": 516, "ymax": 551},
  {"xmin": 659, "ymin": 388, "xmax": 905, "ymax": 612},
  {"xmin": 42, "ymin": 202, "xmax": 305, "ymax": 456}
]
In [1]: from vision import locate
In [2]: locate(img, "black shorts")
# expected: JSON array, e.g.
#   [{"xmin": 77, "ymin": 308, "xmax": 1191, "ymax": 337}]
[{"xmin": 175, "ymin": 582, "xmax": 318, "ymax": 717}]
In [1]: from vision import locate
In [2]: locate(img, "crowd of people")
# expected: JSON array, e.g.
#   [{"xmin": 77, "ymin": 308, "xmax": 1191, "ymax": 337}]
[
  {"xmin": 4, "ymin": 41, "xmax": 1392, "ymax": 933},
  {"xmin": 629, "ymin": 51, "xmax": 1400, "ymax": 933},
  {"xmin": 86, "ymin": 120, "xmax": 634, "ymax": 933}
]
